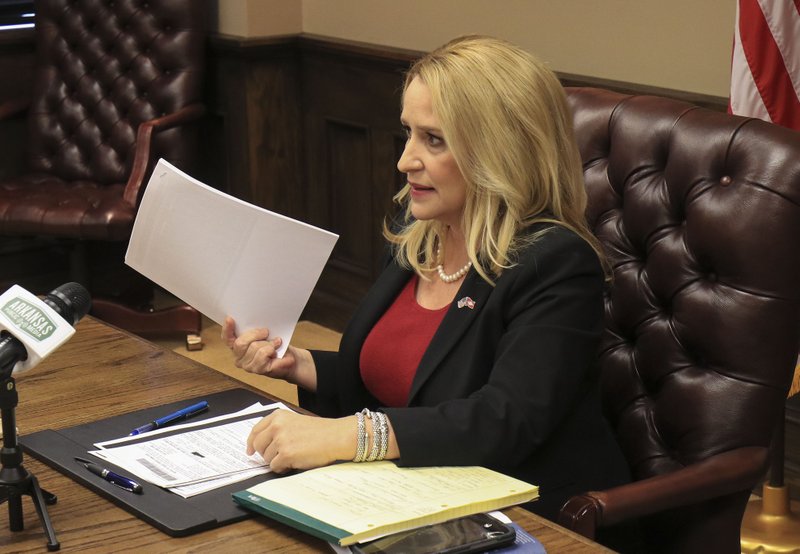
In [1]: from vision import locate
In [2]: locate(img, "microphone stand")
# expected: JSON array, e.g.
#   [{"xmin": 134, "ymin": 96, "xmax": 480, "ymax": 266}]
[{"xmin": 0, "ymin": 335, "xmax": 60, "ymax": 551}]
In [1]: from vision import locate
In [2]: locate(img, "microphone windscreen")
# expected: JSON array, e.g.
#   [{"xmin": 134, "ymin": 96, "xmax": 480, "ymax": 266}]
[{"xmin": 44, "ymin": 282, "xmax": 92, "ymax": 325}]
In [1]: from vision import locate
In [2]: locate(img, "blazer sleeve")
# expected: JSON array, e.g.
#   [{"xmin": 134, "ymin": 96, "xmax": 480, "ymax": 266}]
[
  {"xmin": 302, "ymin": 345, "xmax": 386, "ymax": 418},
  {"xmin": 297, "ymin": 350, "xmax": 340, "ymax": 416},
  {"xmin": 383, "ymin": 229, "xmax": 605, "ymax": 469}
]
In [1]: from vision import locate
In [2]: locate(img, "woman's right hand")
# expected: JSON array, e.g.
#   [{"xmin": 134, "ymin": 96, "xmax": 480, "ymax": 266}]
[{"xmin": 222, "ymin": 316, "xmax": 306, "ymax": 385}]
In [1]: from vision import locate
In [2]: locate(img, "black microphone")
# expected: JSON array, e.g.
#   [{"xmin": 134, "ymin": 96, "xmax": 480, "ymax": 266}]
[
  {"xmin": 41, "ymin": 282, "xmax": 92, "ymax": 325},
  {"xmin": 0, "ymin": 282, "xmax": 91, "ymax": 376}
]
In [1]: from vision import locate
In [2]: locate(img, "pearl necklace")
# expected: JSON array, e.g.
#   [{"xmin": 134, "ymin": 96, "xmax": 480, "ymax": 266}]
[{"xmin": 435, "ymin": 247, "xmax": 472, "ymax": 283}]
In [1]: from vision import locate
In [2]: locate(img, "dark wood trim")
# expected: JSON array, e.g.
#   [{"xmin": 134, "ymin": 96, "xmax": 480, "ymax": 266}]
[
  {"xmin": 557, "ymin": 71, "xmax": 729, "ymax": 112},
  {"xmin": 208, "ymin": 33, "xmax": 299, "ymax": 59},
  {"xmin": 210, "ymin": 32, "xmax": 420, "ymax": 67},
  {"xmin": 208, "ymin": 33, "xmax": 729, "ymax": 112},
  {"xmin": 296, "ymin": 33, "xmax": 420, "ymax": 66},
  {"xmin": 1, "ymin": 29, "xmax": 729, "ymax": 113}
]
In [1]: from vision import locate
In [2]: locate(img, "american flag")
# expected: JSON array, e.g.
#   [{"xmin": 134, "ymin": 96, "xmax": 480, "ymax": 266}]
[
  {"xmin": 729, "ymin": 0, "xmax": 800, "ymax": 130},
  {"xmin": 457, "ymin": 297, "xmax": 476, "ymax": 310}
]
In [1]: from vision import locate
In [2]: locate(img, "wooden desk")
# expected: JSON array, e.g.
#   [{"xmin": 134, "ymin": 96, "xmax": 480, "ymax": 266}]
[{"xmin": 0, "ymin": 317, "xmax": 608, "ymax": 552}]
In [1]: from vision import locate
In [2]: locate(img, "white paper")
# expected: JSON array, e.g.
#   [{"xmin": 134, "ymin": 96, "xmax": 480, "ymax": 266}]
[
  {"xmin": 90, "ymin": 403, "xmax": 289, "ymax": 493},
  {"xmin": 92, "ymin": 418, "xmax": 266, "ymax": 488},
  {"xmin": 125, "ymin": 159, "xmax": 338, "ymax": 356},
  {"xmin": 169, "ymin": 467, "xmax": 270, "ymax": 498},
  {"xmin": 94, "ymin": 402, "xmax": 285, "ymax": 448}
]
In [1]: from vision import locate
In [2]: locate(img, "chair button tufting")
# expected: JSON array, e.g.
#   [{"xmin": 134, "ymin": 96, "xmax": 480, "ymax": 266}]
[{"xmin": 720, "ymin": 176, "xmax": 732, "ymax": 186}]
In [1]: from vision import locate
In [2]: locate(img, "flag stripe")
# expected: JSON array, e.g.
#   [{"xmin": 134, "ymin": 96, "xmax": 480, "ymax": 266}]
[
  {"xmin": 731, "ymin": 10, "xmax": 773, "ymax": 120},
  {"xmin": 756, "ymin": 0, "xmax": 800, "ymax": 101},
  {"xmin": 730, "ymin": 5, "xmax": 773, "ymax": 120},
  {"xmin": 731, "ymin": 0, "xmax": 800, "ymax": 130},
  {"xmin": 738, "ymin": 0, "xmax": 800, "ymax": 128}
]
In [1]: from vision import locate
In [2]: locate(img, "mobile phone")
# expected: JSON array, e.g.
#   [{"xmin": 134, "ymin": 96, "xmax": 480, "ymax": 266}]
[{"xmin": 351, "ymin": 513, "xmax": 516, "ymax": 554}]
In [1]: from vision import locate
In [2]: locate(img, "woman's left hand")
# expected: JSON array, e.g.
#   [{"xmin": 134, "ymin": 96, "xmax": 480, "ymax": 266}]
[{"xmin": 247, "ymin": 410, "xmax": 355, "ymax": 473}]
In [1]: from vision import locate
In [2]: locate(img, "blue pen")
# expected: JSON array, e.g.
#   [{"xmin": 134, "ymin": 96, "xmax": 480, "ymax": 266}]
[
  {"xmin": 129, "ymin": 400, "xmax": 209, "ymax": 435},
  {"xmin": 75, "ymin": 457, "xmax": 143, "ymax": 494}
]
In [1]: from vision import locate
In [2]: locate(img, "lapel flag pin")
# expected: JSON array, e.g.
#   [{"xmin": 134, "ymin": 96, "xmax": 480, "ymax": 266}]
[{"xmin": 457, "ymin": 296, "xmax": 476, "ymax": 309}]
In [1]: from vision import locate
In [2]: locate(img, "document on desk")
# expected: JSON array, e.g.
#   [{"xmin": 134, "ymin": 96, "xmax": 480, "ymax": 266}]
[
  {"xmin": 91, "ymin": 402, "xmax": 288, "ymax": 497},
  {"xmin": 234, "ymin": 461, "xmax": 539, "ymax": 546},
  {"xmin": 125, "ymin": 159, "xmax": 339, "ymax": 357}
]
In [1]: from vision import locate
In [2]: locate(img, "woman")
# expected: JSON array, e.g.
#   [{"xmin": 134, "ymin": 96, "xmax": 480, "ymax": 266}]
[{"xmin": 224, "ymin": 35, "xmax": 629, "ymax": 520}]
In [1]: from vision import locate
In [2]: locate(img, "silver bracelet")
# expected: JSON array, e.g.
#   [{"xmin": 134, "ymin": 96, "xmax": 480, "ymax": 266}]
[
  {"xmin": 365, "ymin": 409, "xmax": 380, "ymax": 462},
  {"xmin": 353, "ymin": 409, "xmax": 368, "ymax": 462},
  {"xmin": 375, "ymin": 411, "xmax": 389, "ymax": 461}
]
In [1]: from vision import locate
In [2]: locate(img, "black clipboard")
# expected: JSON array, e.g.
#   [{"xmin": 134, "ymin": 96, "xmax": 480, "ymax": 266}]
[{"xmin": 21, "ymin": 388, "xmax": 281, "ymax": 537}]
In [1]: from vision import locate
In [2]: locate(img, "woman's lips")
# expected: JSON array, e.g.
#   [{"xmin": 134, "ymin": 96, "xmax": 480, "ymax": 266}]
[{"xmin": 409, "ymin": 183, "xmax": 434, "ymax": 197}]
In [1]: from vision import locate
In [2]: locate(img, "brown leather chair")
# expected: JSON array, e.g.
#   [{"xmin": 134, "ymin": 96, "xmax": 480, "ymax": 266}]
[
  {"xmin": 0, "ymin": 0, "xmax": 206, "ymax": 337},
  {"xmin": 557, "ymin": 87, "xmax": 800, "ymax": 553}
]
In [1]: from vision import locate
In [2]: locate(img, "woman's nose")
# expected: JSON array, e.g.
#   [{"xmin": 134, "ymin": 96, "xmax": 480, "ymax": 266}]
[{"xmin": 397, "ymin": 142, "xmax": 422, "ymax": 173}]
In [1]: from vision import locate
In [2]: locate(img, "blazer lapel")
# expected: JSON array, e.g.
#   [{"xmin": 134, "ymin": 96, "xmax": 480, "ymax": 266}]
[{"xmin": 406, "ymin": 269, "xmax": 494, "ymax": 404}]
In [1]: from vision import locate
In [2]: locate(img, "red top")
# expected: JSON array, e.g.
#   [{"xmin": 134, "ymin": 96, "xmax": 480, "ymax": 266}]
[{"xmin": 360, "ymin": 275, "xmax": 449, "ymax": 407}]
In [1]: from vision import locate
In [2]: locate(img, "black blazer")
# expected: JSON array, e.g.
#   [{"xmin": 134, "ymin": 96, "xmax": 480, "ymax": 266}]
[{"xmin": 300, "ymin": 224, "xmax": 630, "ymax": 520}]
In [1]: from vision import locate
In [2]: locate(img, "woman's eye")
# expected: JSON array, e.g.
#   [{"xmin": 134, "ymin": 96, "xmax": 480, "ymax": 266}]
[
  {"xmin": 427, "ymin": 134, "xmax": 443, "ymax": 147},
  {"xmin": 400, "ymin": 125, "xmax": 444, "ymax": 147}
]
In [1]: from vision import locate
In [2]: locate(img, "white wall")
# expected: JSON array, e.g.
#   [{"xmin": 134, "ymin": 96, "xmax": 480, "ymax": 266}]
[{"xmin": 217, "ymin": 0, "xmax": 735, "ymax": 98}]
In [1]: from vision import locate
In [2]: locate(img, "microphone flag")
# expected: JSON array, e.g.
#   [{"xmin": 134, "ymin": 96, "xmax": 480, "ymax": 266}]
[{"xmin": 0, "ymin": 284, "xmax": 76, "ymax": 374}]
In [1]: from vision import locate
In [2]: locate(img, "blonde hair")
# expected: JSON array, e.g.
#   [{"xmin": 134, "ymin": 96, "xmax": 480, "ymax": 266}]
[{"xmin": 386, "ymin": 35, "xmax": 604, "ymax": 283}]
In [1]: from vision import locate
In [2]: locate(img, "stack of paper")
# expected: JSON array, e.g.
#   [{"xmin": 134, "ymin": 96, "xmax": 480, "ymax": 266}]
[
  {"xmin": 90, "ymin": 403, "xmax": 289, "ymax": 497},
  {"xmin": 233, "ymin": 461, "xmax": 539, "ymax": 546}
]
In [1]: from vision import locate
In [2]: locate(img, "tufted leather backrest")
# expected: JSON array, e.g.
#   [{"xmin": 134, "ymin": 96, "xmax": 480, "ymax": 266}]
[
  {"xmin": 566, "ymin": 87, "xmax": 800, "ymax": 540},
  {"xmin": 28, "ymin": 0, "xmax": 205, "ymax": 184}
]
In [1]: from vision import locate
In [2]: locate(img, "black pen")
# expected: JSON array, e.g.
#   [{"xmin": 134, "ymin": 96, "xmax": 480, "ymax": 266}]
[{"xmin": 75, "ymin": 457, "xmax": 143, "ymax": 494}]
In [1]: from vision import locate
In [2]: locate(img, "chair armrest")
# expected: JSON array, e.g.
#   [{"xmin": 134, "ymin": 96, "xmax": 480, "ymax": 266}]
[
  {"xmin": 0, "ymin": 96, "xmax": 30, "ymax": 120},
  {"xmin": 557, "ymin": 445, "xmax": 768, "ymax": 539},
  {"xmin": 123, "ymin": 103, "xmax": 206, "ymax": 206}
]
